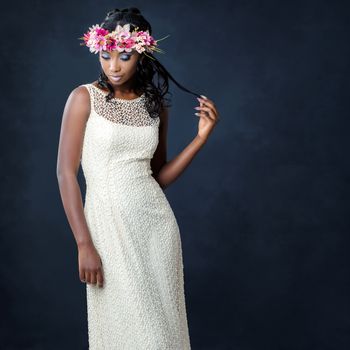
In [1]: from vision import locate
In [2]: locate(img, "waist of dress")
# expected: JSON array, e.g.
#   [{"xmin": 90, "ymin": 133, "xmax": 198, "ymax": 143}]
[
  {"xmin": 84, "ymin": 161, "xmax": 164, "ymax": 208},
  {"xmin": 83, "ymin": 158, "xmax": 155, "ymax": 185}
]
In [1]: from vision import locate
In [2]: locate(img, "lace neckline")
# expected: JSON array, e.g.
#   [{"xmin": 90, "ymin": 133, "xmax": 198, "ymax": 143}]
[{"xmin": 89, "ymin": 83, "xmax": 145, "ymax": 102}]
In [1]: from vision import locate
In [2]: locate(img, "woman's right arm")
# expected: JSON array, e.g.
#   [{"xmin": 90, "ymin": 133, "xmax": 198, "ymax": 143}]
[{"xmin": 56, "ymin": 86, "xmax": 104, "ymax": 288}]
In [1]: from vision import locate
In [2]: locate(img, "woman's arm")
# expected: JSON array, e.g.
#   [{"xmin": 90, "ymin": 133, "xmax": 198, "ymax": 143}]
[
  {"xmin": 56, "ymin": 86, "xmax": 104, "ymax": 287},
  {"xmin": 151, "ymin": 96, "xmax": 219, "ymax": 190},
  {"xmin": 57, "ymin": 86, "xmax": 92, "ymax": 247}
]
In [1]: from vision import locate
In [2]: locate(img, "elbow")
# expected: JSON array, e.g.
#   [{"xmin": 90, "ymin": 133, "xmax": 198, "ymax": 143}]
[
  {"xmin": 152, "ymin": 172, "xmax": 167, "ymax": 191},
  {"xmin": 156, "ymin": 176, "xmax": 170, "ymax": 191},
  {"xmin": 56, "ymin": 160, "xmax": 64, "ymax": 180},
  {"xmin": 56, "ymin": 164, "xmax": 65, "ymax": 182},
  {"xmin": 56, "ymin": 170, "xmax": 65, "ymax": 185},
  {"xmin": 56, "ymin": 166, "xmax": 63, "ymax": 182},
  {"xmin": 151, "ymin": 160, "xmax": 168, "ymax": 190},
  {"xmin": 56, "ymin": 165, "xmax": 62, "ymax": 180},
  {"xmin": 56, "ymin": 166, "xmax": 77, "ymax": 184}
]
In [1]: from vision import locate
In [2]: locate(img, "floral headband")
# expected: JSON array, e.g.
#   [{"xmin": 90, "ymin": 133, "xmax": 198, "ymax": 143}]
[{"xmin": 78, "ymin": 23, "xmax": 169, "ymax": 60}]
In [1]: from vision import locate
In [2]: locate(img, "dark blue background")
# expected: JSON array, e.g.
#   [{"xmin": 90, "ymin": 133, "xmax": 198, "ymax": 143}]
[{"xmin": 1, "ymin": 0, "xmax": 349, "ymax": 349}]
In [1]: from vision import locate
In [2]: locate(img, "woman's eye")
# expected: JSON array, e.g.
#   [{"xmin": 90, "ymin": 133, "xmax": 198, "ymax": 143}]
[{"xmin": 101, "ymin": 55, "xmax": 130, "ymax": 61}]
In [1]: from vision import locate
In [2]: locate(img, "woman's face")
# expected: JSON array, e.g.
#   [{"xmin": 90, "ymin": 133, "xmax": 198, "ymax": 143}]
[{"xmin": 99, "ymin": 49, "xmax": 142, "ymax": 88}]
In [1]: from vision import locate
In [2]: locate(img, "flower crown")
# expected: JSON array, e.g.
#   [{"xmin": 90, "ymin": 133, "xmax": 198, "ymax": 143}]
[{"xmin": 78, "ymin": 23, "xmax": 169, "ymax": 60}]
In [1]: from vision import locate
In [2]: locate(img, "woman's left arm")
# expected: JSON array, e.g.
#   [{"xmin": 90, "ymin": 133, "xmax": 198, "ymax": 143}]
[{"xmin": 151, "ymin": 96, "xmax": 220, "ymax": 190}]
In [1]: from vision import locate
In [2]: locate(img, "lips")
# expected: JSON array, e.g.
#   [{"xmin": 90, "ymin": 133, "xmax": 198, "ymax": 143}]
[{"xmin": 110, "ymin": 75, "xmax": 122, "ymax": 82}]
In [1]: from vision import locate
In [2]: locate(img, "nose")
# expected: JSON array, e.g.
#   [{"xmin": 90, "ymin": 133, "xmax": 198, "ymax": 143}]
[{"xmin": 109, "ymin": 57, "xmax": 121, "ymax": 73}]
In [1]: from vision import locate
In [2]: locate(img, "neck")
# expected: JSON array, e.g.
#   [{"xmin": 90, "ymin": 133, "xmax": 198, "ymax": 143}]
[{"xmin": 110, "ymin": 75, "xmax": 137, "ymax": 95}]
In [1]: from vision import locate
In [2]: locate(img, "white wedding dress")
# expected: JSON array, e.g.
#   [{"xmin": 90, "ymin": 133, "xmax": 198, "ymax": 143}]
[{"xmin": 80, "ymin": 83, "xmax": 191, "ymax": 349}]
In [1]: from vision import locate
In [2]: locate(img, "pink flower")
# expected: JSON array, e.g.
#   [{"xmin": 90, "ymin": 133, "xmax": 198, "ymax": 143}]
[
  {"xmin": 105, "ymin": 37, "xmax": 117, "ymax": 51},
  {"xmin": 79, "ymin": 22, "xmax": 165, "ymax": 56},
  {"xmin": 95, "ymin": 27, "xmax": 109, "ymax": 36}
]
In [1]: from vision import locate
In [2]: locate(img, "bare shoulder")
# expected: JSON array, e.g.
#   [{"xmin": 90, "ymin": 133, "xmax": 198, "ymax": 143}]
[
  {"xmin": 63, "ymin": 85, "xmax": 91, "ymax": 123},
  {"xmin": 57, "ymin": 85, "xmax": 92, "ymax": 177},
  {"xmin": 68, "ymin": 85, "xmax": 91, "ymax": 109}
]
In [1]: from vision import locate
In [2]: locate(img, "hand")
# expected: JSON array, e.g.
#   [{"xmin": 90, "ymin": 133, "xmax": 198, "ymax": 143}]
[
  {"xmin": 194, "ymin": 95, "xmax": 220, "ymax": 142},
  {"xmin": 78, "ymin": 241, "xmax": 104, "ymax": 288}
]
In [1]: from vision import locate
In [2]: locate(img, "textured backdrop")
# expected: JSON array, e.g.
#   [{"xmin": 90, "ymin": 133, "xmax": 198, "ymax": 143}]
[{"xmin": 1, "ymin": 0, "xmax": 349, "ymax": 349}]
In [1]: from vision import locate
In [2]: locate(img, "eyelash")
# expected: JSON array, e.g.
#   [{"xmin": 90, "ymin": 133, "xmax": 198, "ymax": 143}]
[{"xmin": 102, "ymin": 55, "xmax": 130, "ymax": 61}]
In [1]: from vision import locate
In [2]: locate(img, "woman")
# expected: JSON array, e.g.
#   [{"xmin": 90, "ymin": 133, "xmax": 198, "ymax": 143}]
[{"xmin": 56, "ymin": 7, "xmax": 219, "ymax": 349}]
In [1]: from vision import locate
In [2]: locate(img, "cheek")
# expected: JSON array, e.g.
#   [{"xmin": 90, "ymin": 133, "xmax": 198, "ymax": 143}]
[
  {"xmin": 99, "ymin": 59, "xmax": 107, "ymax": 70},
  {"xmin": 122, "ymin": 60, "xmax": 138, "ymax": 73}
]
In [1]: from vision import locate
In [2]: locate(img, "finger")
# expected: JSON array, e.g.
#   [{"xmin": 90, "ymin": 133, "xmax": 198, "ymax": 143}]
[
  {"xmin": 195, "ymin": 112, "xmax": 216, "ymax": 123},
  {"xmin": 200, "ymin": 95, "xmax": 212, "ymax": 104},
  {"xmin": 96, "ymin": 268, "xmax": 104, "ymax": 288},
  {"xmin": 199, "ymin": 96, "xmax": 215, "ymax": 108},
  {"xmin": 196, "ymin": 103, "xmax": 217, "ymax": 115},
  {"xmin": 79, "ymin": 269, "xmax": 86, "ymax": 283},
  {"xmin": 196, "ymin": 106, "xmax": 217, "ymax": 119},
  {"xmin": 85, "ymin": 271, "xmax": 92, "ymax": 284},
  {"xmin": 82, "ymin": 271, "xmax": 89, "ymax": 284},
  {"xmin": 196, "ymin": 97, "xmax": 204, "ymax": 107},
  {"xmin": 90, "ymin": 270, "xmax": 97, "ymax": 285},
  {"xmin": 195, "ymin": 105, "xmax": 215, "ymax": 113}
]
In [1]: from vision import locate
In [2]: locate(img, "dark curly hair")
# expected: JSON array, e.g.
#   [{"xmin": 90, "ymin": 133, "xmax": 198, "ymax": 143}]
[{"xmin": 96, "ymin": 7, "xmax": 201, "ymax": 118}]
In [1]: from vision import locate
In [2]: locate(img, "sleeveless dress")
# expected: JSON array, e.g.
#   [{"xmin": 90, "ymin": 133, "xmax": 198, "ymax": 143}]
[{"xmin": 80, "ymin": 83, "xmax": 191, "ymax": 350}]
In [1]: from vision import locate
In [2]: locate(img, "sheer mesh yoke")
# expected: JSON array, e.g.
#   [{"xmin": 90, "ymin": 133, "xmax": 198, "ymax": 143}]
[{"xmin": 82, "ymin": 83, "xmax": 159, "ymax": 127}]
